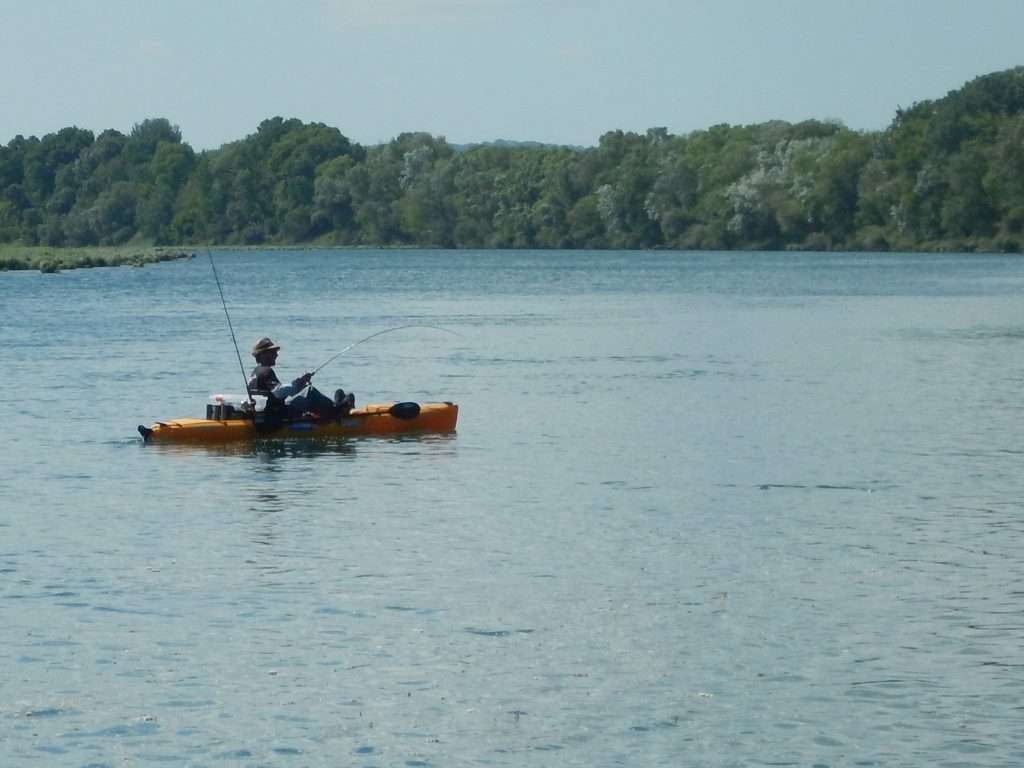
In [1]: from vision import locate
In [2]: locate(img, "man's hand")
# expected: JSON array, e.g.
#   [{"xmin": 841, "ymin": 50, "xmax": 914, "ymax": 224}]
[{"xmin": 295, "ymin": 372, "xmax": 314, "ymax": 388}]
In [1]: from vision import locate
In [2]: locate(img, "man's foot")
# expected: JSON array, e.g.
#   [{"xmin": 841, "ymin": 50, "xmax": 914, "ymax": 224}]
[{"xmin": 334, "ymin": 389, "xmax": 355, "ymax": 418}]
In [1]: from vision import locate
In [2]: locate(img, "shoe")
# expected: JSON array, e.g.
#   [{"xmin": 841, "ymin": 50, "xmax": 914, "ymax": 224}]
[{"xmin": 333, "ymin": 390, "xmax": 355, "ymax": 418}]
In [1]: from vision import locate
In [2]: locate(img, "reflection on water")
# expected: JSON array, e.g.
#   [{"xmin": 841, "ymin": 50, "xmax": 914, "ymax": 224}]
[
  {"xmin": 143, "ymin": 436, "xmax": 359, "ymax": 460},
  {"xmin": 142, "ymin": 432, "xmax": 456, "ymax": 460}
]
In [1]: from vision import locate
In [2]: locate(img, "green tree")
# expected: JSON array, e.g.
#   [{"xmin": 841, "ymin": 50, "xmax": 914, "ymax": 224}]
[
  {"xmin": 22, "ymin": 127, "xmax": 93, "ymax": 207},
  {"xmin": 644, "ymin": 140, "xmax": 699, "ymax": 245},
  {"xmin": 939, "ymin": 143, "xmax": 995, "ymax": 240},
  {"xmin": 124, "ymin": 118, "xmax": 182, "ymax": 167},
  {"xmin": 90, "ymin": 181, "xmax": 138, "ymax": 244},
  {"xmin": 984, "ymin": 116, "xmax": 1024, "ymax": 246},
  {"xmin": 312, "ymin": 155, "xmax": 357, "ymax": 241},
  {"xmin": 803, "ymin": 131, "xmax": 872, "ymax": 245},
  {"xmin": 138, "ymin": 141, "xmax": 195, "ymax": 241}
]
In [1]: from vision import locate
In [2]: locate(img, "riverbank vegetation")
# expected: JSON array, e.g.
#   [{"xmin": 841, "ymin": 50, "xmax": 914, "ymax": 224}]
[
  {"xmin": 1, "ymin": 67, "xmax": 1022, "ymax": 263},
  {"xmin": 0, "ymin": 245, "xmax": 193, "ymax": 273}
]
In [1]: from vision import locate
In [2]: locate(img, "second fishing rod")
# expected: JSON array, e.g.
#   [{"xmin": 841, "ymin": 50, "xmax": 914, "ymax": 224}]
[{"xmin": 209, "ymin": 251, "xmax": 460, "ymax": 394}]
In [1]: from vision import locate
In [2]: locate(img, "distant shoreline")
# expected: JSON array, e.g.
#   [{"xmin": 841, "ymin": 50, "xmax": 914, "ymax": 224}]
[{"xmin": 2, "ymin": 243, "xmax": 1021, "ymax": 274}]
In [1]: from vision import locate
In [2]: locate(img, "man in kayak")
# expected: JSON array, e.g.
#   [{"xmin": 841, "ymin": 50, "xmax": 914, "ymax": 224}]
[{"xmin": 249, "ymin": 337, "xmax": 355, "ymax": 420}]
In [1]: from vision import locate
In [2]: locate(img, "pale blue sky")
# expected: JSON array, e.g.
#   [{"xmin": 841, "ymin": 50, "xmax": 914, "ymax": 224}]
[{"xmin": 2, "ymin": 0, "xmax": 1021, "ymax": 150}]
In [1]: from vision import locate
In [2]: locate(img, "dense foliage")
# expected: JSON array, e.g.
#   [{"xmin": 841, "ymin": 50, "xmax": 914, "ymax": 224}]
[{"xmin": 2, "ymin": 68, "xmax": 1023, "ymax": 252}]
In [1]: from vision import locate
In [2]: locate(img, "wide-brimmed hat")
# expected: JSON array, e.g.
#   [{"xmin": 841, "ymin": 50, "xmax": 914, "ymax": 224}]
[{"xmin": 251, "ymin": 337, "xmax": 281, "ymax": 357}]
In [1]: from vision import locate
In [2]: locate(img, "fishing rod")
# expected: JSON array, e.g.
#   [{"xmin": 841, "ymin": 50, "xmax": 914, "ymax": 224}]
[
  {"xmin": 311, "ymin": 324, "xmax": 461, "ymax": 376},
  {"xmin": 208, "ymin": 250, "xmax": 254, "ymax": 407}
]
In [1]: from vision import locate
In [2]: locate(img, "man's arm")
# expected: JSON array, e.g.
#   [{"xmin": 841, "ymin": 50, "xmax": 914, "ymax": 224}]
[{"xmin": 270, "ymin": 372, "xmax": 313, "ymax": 400}]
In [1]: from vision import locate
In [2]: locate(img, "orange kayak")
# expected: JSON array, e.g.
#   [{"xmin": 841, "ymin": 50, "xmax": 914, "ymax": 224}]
[{"xmin": 139, "ymin": 401, "xmax": 458, "ymax": 444}]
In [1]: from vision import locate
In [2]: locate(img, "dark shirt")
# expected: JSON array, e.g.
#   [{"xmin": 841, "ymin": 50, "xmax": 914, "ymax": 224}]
[{"xmin": 249, "ymin": 365, "xmax": 281, "ymax": 396}]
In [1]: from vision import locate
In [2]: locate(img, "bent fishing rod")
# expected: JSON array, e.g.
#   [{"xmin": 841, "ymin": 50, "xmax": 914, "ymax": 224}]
[
  {"xmin": 209, "ymin": 252, "xmax": 457, "ymax": 389},
  {"xmin": 311, "ymin": 324, "xmax": 462, "ymax": 376},
  {"xmin": 208, "ymin": 250, "xmax": 255, "ymax": 406}
]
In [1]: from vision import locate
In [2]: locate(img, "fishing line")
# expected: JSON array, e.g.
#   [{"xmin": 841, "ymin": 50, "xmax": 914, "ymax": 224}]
[
  {"xmin": 208, "ymin": 250, "xmax": 254, "ymax": 405},
  {"xmin": 312, "ymin": 324, "xmax": 461, "ymax": 376}
]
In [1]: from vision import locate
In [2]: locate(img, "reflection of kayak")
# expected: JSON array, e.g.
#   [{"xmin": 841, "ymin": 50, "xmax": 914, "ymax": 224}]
[{"xmin": 138, "ymin": 401, "xmax": 458, "ymax": 444}]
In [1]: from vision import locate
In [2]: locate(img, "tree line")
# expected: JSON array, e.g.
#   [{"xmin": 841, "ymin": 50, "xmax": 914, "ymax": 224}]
[{"xmin": 2, "ymin": 67, "xmax": 1022, "ymax": 253}]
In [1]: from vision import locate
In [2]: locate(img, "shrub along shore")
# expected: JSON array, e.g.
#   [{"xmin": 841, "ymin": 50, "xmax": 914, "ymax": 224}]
[{"xmin": 0, "ymin": 246, "xmax": 195, "ymax": 273}]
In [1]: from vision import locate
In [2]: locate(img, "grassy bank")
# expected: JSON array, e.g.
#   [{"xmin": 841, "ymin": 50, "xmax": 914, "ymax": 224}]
[{"xmin": 0, "ymin": 246, "xmax": 196, "ymax": 273}]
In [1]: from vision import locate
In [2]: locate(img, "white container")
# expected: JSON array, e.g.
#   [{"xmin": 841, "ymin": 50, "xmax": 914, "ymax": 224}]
[{"xmin": 208, "ymin": 393, "xmax": 268, "ymax": 415}]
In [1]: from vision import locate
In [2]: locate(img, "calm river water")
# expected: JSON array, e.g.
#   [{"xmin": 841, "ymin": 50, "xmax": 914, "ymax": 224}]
[{"xmin": 2, "ymin": 249, "xmax": 1023, "ymax": 767}]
